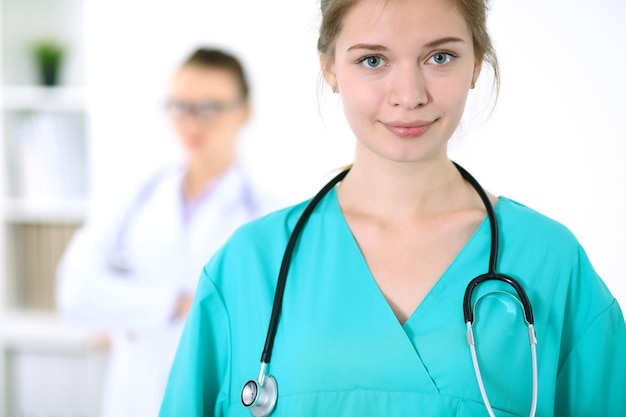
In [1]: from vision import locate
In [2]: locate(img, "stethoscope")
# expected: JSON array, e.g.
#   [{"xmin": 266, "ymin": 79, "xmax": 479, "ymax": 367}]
[
  {"xmin": 241, "ymin": 162, "xmax": 538, "ymax": 417},
  {"xmin": 107, "ymin": 165, "xmax": 259, "ymax": 274},
  {"xmin": 107, "ymin": 169, "xmax": 170, "ymax": 274}
]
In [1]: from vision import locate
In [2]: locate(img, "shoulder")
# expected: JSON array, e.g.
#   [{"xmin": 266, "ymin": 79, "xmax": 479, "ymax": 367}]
[
  {"xmin": 495, "ymin": 198, "xmax": 620, "ymax": 331},
  {"xmin": 496, "ymin": 196, "xmax": 581, "ymax": 252},
  {"xmin": 495, "ymin": 197, "xmax": 609, "ymax": 304},
  {"xmin": 144, "ymin": 164, "xmax": 184, "ymax": 193},
  {"xmin": 224, "ymin": 201, "xmax": 309, "ymax": 254},
  {"xmin": 112, "ymin": 163, "xmax": 183, "ymax": 210},
  {"xmin": 495, "ymin": 197, "xmax": 601, "ymax": 288},
  {"xmin": 191, "ymin": 198, "xmax": 317, "ymax": 326},
  {"xmin": 235, "ymin": 167, "xmax": 292, "ymax": 217},
  {"xmin": 83, "ymin": 163, "xmax": 182, "ymax": 229},
  {"xmin": 200, "ymin": 200, "xmax": 310, "ymax": 286}
]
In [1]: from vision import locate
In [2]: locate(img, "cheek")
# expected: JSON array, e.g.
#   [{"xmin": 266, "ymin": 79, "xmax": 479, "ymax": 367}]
[
  {"xmin": 340, "ymin": 77, "xmax": 381, "ymax": 122},
  {"xmin": 340, "ymin": 93, "xmax": 375, "ymax": 139},
  {"xmin": 172, "ymin": 120, "xmax": 198, "ymax": 140},
  {"xmin": 199, "ymin": 117, "xmax": 243, "ymax": 147},
  {"xmin": 213, "ymin": 116, "xmax": 241, "ymax": 137},
  {"xmin": 433, "ymin": 78, "xmax": 471, "ymax": 120}
]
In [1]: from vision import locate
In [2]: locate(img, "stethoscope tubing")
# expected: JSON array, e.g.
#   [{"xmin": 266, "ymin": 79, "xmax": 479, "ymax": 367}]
[
  {"xmin": 246, "ymin": 162, "xmax": 538, "ymax": 417},
  {"xmin": 454, "ymin": 162, "xmax": 534, "ymax": 325},
  {"xmin": 456, "ymin": 162, "xmax": 538, "ymax": 417},
  {"xmin": 452, "ymin": 162, "xmax": 499, "ymax": 273},
  {"xmin": 260, "ymin": 169, "xmax": 349, "ymax": 364}
]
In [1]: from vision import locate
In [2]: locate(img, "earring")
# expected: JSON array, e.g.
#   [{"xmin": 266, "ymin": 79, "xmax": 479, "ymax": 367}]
[
  {"xmin": 332, "ymin": 86, "xmax": 338, "ymax": 93},
  {"xmin": 470, "ymin": 81, "xmax": 476, "ymax": 89}
]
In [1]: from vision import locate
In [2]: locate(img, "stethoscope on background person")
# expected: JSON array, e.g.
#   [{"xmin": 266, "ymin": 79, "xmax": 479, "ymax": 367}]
[
  {"xmin": 241, "ymin": 162, "xmax": 538, "ymax": 417},
  {"xmin": 106, "ymin": 169, "xmax": 170, "ymax": 274},
  {"xmin": 106, "ymin": 166, "xmax": 260, "ymax": 274}
]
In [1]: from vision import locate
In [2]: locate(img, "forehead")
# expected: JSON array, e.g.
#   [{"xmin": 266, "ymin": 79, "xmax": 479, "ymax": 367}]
[
  {"xmin": 169, "ymin": 65, "xmax": 240, "ymax": 100},
  {"xmin": 337, "ymin": 0, "xmax": 471, "ymax": 49}
]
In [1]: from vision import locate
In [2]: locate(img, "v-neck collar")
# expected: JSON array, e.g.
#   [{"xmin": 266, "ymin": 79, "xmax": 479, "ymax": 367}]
[{"xmin": 325, "ymin": 186, "xmax": 497, "ymax": 330}]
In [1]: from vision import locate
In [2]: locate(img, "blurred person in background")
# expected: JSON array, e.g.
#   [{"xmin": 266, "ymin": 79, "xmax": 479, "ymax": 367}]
[{"xmin": 56, "ymin": 47, "xmax": 279, "ymax": 417}]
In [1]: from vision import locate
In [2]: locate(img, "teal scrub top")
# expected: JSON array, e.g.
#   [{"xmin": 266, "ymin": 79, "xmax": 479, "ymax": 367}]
[{"xmin": 160, "ymin": 189, "xmax": 626, "ymax": 416}]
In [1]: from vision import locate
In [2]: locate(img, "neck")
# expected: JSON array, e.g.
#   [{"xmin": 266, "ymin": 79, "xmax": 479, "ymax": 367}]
[
  {"xmin": 338, "ymin": 154, "xmax": 477, "ymax": 221},
  {"xmin": 184, "ymin": 156, "xmax": 234, "ymax": 200}
]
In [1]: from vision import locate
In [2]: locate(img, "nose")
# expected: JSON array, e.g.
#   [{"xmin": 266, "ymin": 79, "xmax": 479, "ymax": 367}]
[
  {"xmin": 173, "ymin": 111, "xmax": 206, "ymax": 129},
  {"xmin": 174, "ymin": 113, "xmax": 205, "ymax": 138},
  {"xmin": 388, "ymin": 64, "xmax": 428, "ymax": 109}
]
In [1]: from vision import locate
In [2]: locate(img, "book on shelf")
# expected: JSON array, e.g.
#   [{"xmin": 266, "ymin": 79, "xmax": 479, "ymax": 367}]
[
  {"xmin": 7, "ymin": 111, "xmax": 87, "ymax": 202},
  {"xmin": 9, "ymin": 223, "xmax": 79, "ymax": 311}
]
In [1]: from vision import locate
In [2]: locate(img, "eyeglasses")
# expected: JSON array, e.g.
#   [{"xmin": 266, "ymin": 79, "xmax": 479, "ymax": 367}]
[{"xmin": 165, "ymin": 98, "xmax": 244, "ymax": 121}]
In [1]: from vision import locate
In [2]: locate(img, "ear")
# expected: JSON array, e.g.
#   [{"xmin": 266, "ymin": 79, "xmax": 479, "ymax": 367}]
[
  {"xmin": 320, "ymin": 55, "xmax": 338, "ymax": 93},
  {"xmin": 238, "ymin": 101, "xmax": 252, "ymax": 124},
  {"xmin": 472, "ymin": 58, "xmax": 483, "ymax": 88}
]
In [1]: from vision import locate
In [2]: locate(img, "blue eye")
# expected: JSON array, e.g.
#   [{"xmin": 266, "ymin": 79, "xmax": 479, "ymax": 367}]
[
  {"xmin": 429, "ymin": 52, "xmax": 454, "ymax": 65},
  {"xmin": 360, "ymin": 55, "xmax": 384, "ymax": 68}
]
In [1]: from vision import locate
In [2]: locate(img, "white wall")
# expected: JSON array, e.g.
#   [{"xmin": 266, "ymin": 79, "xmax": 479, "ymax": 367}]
[
  {"xmin": 452, "ymin": 0, "xmax": 626, "ymax": 308},
  {"xmin": 85, "ymin": 0, "xmax": 625, "ymax": 308}
]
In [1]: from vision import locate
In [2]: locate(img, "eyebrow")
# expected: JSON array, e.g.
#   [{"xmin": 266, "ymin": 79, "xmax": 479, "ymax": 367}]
[
  {"xmin": 347, "ymin": 43, "xmax": 388, "ymax": 52},
  {"xmin": 424, "ymin": 36, "xmax": 466, "ymax": 48},
  {"xmin": 346, "ymin": 37, "xmax": 466, "ymax": 53}
]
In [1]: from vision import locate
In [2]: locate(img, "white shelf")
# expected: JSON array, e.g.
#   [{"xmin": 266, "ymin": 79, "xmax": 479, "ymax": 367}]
[
  {"xmin": 4, "ymin": 197, "xmax": 87, "ymax": 224},
  {"xmin": 0, "ymin": 1, "xmax": 93, "ymax": 413},
  {"xmin": 0, "ymin": 311, "xmax": 108, "ymax": 352},
  {"xmin": 1, "ymin": 85, "xmax": 85, "ymax": 111}
]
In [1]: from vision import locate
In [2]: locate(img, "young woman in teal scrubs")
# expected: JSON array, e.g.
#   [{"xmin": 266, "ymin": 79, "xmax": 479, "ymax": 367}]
[{"xmin": 160, "ymin": 0, "xmax": 626, "ymax": 415}]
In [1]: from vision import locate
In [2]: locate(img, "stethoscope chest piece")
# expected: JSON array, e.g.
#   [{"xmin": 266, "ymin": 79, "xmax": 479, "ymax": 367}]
[{"xmin": 241, "ymin": 374, "xmax": 277, "ymax": 417}]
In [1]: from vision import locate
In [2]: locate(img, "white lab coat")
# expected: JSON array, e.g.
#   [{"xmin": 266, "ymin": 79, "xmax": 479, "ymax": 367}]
[{"xmin": 56, "ymin": 163, "xmax": 279, "ymax": 417}]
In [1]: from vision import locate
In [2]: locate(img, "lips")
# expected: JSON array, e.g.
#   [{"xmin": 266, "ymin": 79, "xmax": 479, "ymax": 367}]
[{"xmin": 383, "ymin": 120, "xmax": 435, "ymax": 138}]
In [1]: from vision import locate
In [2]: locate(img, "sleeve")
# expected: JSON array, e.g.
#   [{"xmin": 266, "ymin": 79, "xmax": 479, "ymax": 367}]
[
  {"xmin": 553, "ymin": 245, "xmax": 626, "ymax": 416},
  {"xmin": 554, "ymin": 300, "xmax": 626, "ymax": 415},
  {"xmin": 55, "ymin": 176, "xmax": 182, "ymax": 333},
  {"xmin": 159, "ymin": 268, "xmax": 231, "ymax": 416}
]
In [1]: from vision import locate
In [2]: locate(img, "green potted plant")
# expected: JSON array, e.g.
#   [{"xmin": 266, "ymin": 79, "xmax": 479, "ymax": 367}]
[{"xmin": 32, "ymin": 38, "xmax": 65, "ymax": 86}]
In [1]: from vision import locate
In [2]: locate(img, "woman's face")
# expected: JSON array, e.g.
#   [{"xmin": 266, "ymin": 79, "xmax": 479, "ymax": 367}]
[
  {"xmin": 323, "ymin": 0, "xmax": 480, "ymax": 166},
  {"xmin": 167, "ymin": 64, "xmax": 249, "ymax": 165}
]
